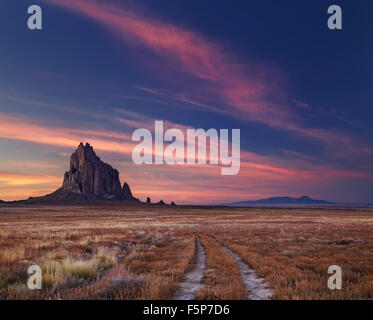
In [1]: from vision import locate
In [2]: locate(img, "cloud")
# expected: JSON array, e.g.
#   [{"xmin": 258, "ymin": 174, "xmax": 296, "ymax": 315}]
[
  {"xmin": 116, "ymin": 159, "xmax": 372, "ymax": 204},
  {"xmin": 0, "ymin": 110, "xmax": 370, "ymax": 195},
  {"xmin": 0, "ymin": 112, "xmax": 134, "ymax": 156},
  {"xmin": 40, "ymin": 0, "xmax": 373, "ymax": 159},
  {"xmin": 135, "ymin": 86, "xmax": 221, "ymax": 113},
  {"xmin": 292, "ymin": 99, "xmax": 310, "ymax": 109},
  {"xmin": 0, "ymin": 1, "xmax": 371, "ymax": 203},
  {"xmin": 0, "ymin": 171, "xmax": 60, "ymax": 186},
  {"xmin": 43, "ymin": 0, "xmax": 266, "ymax": 116},
  {"xmin": 0, "ymin": 171, "xmax": 61, "ymax": 201}
]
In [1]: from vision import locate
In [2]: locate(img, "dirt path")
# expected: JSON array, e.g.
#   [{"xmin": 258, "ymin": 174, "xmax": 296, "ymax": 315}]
[
  {"xmin": 210, "ymin": 237, "xmax": 274, "ymax": 300},
  {"xmin": 173, "ymin": 235, "xmax": 206, "ymax": 300}
]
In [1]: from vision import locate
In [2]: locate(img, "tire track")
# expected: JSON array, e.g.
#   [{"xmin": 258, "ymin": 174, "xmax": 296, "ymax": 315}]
[
  {"xmin": 210, "ymin": 236, "xmax": 274, "ymax": 300},
  {"xmin": 173, "ymin": 235, "xmax": 206, "ymax": 300}
]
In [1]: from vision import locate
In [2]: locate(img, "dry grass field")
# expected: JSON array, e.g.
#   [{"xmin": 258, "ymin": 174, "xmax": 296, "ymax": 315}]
[
  {"xmin": 0, "ymin": 204, "xmax": 372, "ymax": 300},
  {"xmin": 195, "ymin": 235, "xmax": 247, "ymax": 300}
]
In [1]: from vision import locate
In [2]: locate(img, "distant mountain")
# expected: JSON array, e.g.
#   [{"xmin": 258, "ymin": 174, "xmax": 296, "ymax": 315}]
[
  {"xmin": 224, "ymin": 195, "xmax": 335, "ymax": 206},
  {"xmin": 0, "ymin": 200, "xmax": 4, "ymax": 203}
]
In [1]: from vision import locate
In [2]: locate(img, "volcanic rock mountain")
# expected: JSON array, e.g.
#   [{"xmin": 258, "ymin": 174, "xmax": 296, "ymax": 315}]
[{"xmin": 28, "ymin": 143, "xmax": 138, "ymax": 203}]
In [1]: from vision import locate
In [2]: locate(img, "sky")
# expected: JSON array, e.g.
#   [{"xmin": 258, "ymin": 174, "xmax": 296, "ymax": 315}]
[{"xmin": 0, "ymin": 0, "xmax": 372, "ymax": 204}]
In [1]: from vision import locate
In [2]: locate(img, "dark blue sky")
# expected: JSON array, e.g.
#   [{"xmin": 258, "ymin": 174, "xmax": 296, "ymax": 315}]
[{"xmin": 0, "ymin": 0, "xmax": 372, "ymax": 203}]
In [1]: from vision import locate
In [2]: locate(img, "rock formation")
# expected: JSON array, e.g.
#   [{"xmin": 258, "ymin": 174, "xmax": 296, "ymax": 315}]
[
  {"xmin": 122, "ymin": 182, "xmax": 133, "ymax": 199},
  {"xmin": 7, "ymin": 143, "xmax": 178, "ymax": 205},
  {"xmin": 35, "ymin": 143, "xmax": 138, "ymax": 202}
]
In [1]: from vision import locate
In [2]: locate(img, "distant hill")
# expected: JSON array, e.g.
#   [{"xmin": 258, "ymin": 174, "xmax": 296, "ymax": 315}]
[{"xmin": 223, "ymin": 195, "xmax": 335, "ymax": 206}]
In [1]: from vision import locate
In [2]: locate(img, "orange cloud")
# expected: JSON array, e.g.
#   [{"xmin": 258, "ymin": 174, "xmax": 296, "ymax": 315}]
[
  {"xmin": 0, "ymin": 172, "xmax": 60, "ymax": 186},
  {"xmin": 116, "ymin": 159, "xmax": 372, "ymax": 204},
  {"xmin": 0, "ymin": 112, "xmax": 370, "ymax": 203},
  {"xmin": 0, "ymin": 171, "xmax": 62, "ymax": 201},
  {"xmin": 0, "ymin": 113, "xmax": 134, "ymax": 156}
]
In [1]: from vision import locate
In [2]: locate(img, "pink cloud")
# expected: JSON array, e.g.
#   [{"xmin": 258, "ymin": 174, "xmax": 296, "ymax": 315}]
[
  {"xmin": 0, "ymin": 112, "xmax": 134, "ymax": 155},
  {"xmin": 40, "ymin": 2, "xmax": 290, "ymax": 126},
  {"xmin": 118, "ymin": 160, "xmax": 372, "ymax": 204},
  {"xmin": 41, "ymin": 0, "xmax": 371, "ymax": 157},
  {"xmin": 1, "ymin": 111, "xmax": 370, "ymax": 203},
  {"xmin": 0, "ymin": 171, "xmax": 60, "ymax": 186}
]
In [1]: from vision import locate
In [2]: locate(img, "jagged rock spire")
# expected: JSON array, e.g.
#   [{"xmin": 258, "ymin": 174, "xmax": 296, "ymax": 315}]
[{"xmin": 58, "ymin": 142, "xmax": 136, "ymax": 201}]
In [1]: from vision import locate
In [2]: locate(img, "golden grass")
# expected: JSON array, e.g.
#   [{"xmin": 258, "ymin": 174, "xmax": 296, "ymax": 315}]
[
  {"xmin": 42, "ymin": 256, "xmax": 110, "ymax": 288},
  {"xmin": 124, "ymin": 235, "xmax": 195, "ymax": 299},
  {"xmin": 213, "ymin": 218, "xmax": 373, "ymax": 299},
  {"xmin": 0, "ymin": 204, "xmax": 372, "ymax": 299},
  {"xmin": 195, "ymin": 235, "xmax": 247, "ymax": 300},
  {"xmin": 0, "ymin": 247, "xmax": 26, "ymax": 263}
]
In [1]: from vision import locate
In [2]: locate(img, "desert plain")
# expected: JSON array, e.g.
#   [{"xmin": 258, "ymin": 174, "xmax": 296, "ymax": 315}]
[{"xmin": 0, "ymin": 204, "xmax": 372, "ymax": 300}]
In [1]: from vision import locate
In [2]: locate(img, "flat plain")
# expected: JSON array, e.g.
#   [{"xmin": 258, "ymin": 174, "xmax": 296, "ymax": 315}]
[{"xmin": 0, "ymin": 204, "xmax": 372, "ymax": 300}]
